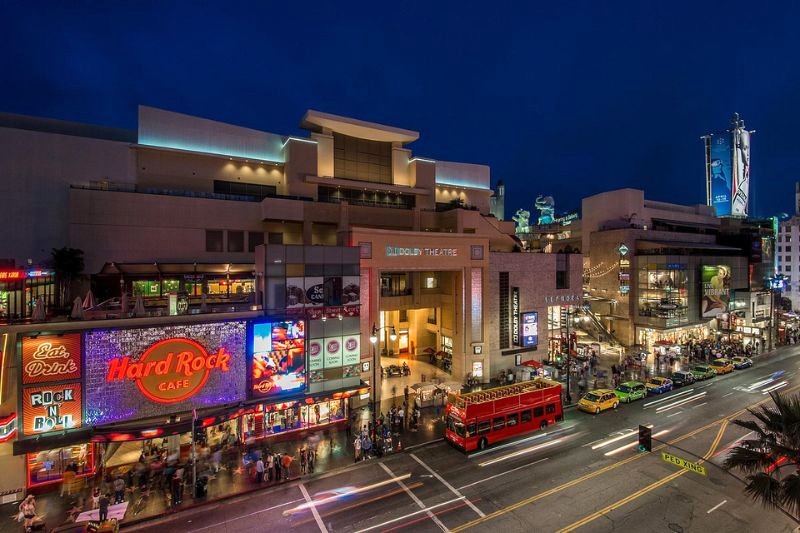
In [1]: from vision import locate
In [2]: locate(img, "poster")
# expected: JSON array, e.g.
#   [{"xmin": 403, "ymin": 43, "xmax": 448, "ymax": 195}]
[
  {"xmin": 522, "ymin": 312, "xmax": 539, "ymax": 348},
  {"xmin": 250, "ymin": 320, "xmax": 306, "ymax": 399},
  {"xmin": 305, "ymin": 277, "xmax": 324, "ymax": 307},
  {"xmin": 732, "ymin": 129, "xmax": 751, "ymax": 217},
  {"xmin": 22, "ymin": 383, "xmax": 82, "ymax": 436},
  {"xmin": 286, "ymin": 277, "xmax": 306, "ymax": 308},
  {"xmin": 323, "ymin": 337, "xmax": 343, "ymax": 368},
  {"xmin": 709, "ymin": 135, "xmax": 733, "ymax": 217},
  {"xmin": 701, "ymin": 265, "xmax": 731, "ymax": 318},
  {"xmin": 342, "ymin": 276, "xmax": 360, "ymax": 306},
  {"xmin": 343, "ymin": 335, "xmax": 360, "ymax": 366},
  {"xmin": 308, "ymin": 339, "xmax": 324, "ymax": 371},
  {"xmin": 21, "ymin": 334, "xmax": 82, "ymax": 385}
]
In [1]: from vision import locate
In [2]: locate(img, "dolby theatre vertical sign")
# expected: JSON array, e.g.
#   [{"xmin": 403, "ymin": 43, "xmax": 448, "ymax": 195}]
[{"xmin": 511, "ymin": 287, "xmax": 520, "ymax": 346}]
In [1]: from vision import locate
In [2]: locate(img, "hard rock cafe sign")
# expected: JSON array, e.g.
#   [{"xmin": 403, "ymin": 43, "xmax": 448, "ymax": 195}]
[
  {"xmin": 105, "ymin": 338, "xmax": 231, "ymax": 404},
  {"xmin": 22, "ymin": 334, "xmax": 82, "ymax": 385}
]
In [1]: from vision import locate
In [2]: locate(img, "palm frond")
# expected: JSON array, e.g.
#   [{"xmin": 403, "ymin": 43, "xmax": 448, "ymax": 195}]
[
  {"xmin": 743, "ymin": 472, "xmax": 782, "ymax": 509},
  {"xmin": 781, "ymin": 473, "xmax": 800, "ymax": 517},
  {"xmin": 724, "ymin": 446, "xmax": 777, "ymax": 474}
]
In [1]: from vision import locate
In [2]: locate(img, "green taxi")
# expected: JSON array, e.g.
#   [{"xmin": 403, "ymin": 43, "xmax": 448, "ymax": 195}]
[{"xmin": 613, "ymin": 381, "xmax": 647, "ymax": 403}]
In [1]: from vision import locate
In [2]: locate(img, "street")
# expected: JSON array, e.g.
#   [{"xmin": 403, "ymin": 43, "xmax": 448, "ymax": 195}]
[{"xmin": 126, "ymin": 345, "xmax": 800, "ymax": 533}]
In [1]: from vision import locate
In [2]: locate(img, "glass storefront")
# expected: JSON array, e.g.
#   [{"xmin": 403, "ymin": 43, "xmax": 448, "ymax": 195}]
[
  {"xmin": 0, "ymin": 272, "xmax": 55, "ymax": 320},
  {"xmin": 27, "ymin": 444, "xmax": 95, "ymax": 488},
  {"xmin": 637, "ymin": 264, "xmax": 688, "ymax": 321},
  {"xmin": 132, "ymin": 278, "xmax": 255, "ymax": 297},
  {"xmin": 241, "ymin": 399, "xmax": 346, "ymax": 440}
]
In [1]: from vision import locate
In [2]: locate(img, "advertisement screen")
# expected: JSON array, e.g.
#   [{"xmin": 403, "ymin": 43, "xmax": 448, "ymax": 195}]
[
  {"xmin": 709, "ymin": 135, "xmax": 732, "ymax": 217},
  {"xmin": 22, "ymin": 383, "xmax": 82, "ymax": 436},
  {"xmin": 521, "ymin": 311, "xmax": 539, "ymax": 348},
  {"xmin": 701, "ymin": 265, "xmax": 731, "ymax": 318},
  {"xmin": 84, "ymin": 321, "xmax": 247, "ymax": 426},
  {"xmin": 250, "ymin": 320, "xmax": 306, "ymax": 399},
  {"xmin": 21, "ymin": 334, "xmax": 82, "ymax": 385}
]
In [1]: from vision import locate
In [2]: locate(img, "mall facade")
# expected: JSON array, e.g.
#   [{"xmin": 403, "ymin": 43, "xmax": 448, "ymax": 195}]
[{"xmin": 0, "ymin": 106, "xmax": 582, "ymax": 498}]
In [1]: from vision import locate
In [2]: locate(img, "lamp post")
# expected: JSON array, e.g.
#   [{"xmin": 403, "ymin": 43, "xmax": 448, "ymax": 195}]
[{"xmin": 369, "ymin": 322, "xmax": 397, "ymax": 439}]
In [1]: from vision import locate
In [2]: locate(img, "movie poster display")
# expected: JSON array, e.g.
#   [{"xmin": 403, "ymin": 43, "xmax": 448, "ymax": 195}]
[
  {"xmin": 84, "ymin": 321, "xmax": 247, "ymax": 426},
  {"xmin": 701, "ymin": 265, "xmax": 731, "ymax": 318},
  {"xmin": 521, "ymin": 311, "xmax": 539, "ymax": 348},
  {"xmin": 250, "ymin": 320, "xmax": 305, "ymax": 399},
  {"xmin": 709, "ymin": 135, "xmax": 733, "ymax": 217}
]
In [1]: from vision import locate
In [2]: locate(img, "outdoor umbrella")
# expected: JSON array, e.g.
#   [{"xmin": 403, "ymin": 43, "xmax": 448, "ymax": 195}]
[
  {"xmin": 133, "ymin": 294, "xmax": 146, "ymax": 317},
  {"xmin": 120, "ymin": 292, "xmax": 129, "ymax": 317},
  {"xmin": 31, "ymin": 296, "xmax": 46, "ymax": 321},
  {"xmin": 70, "ymin": 297, "xmax": 84, "ymax": 320},
  {"xmin": 82, "ymin": 289, "xmax": 96, "ymax": 310}
]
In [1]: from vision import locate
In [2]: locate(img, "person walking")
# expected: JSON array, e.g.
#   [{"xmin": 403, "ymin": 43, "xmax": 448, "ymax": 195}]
[
  {"xmin": 274, "ymin": 453, "xmax": 282, "ymax": 482},
  {"xmin": 354, "ymin": 436, "xmax": 361, "ymax": 462},
  {"xmin": 113, "ymin": 475, "xmax": 126, "ymax": 504},
  {"xmin": 300, "ymin": 448, "xmax": 307, "ymax": 475},
  {"xmin": 281, "ymin": 453, "xmax": 292, "ymax": 480},
  {"xmin": 255, "ymin": 456, "xmax": 265, "ymax": 484},
  {"xmin": 267, "ymin": 452, "xmax": 275, "ymax": 482},
  {"xmin": 19, "ymin": 495, "xmax": 36, "ymax": 533},
  {"xmin": 98, "ymin": 493, "xmax": 110, "ymax": 523},
  {"xmin": 307, "ymin": 448, "xmax": 315, "ymax": 474}
]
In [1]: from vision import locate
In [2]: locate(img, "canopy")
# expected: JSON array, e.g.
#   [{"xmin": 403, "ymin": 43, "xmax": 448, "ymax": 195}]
[{"xmin": 519, "ymin": 359, "xmax": 543, "ymax": 369}]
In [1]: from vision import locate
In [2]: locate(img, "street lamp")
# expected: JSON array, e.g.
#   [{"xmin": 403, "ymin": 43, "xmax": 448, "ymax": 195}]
[{"xmin": 369, "ymin": 323, "xmax": 397, "ymax": 438}]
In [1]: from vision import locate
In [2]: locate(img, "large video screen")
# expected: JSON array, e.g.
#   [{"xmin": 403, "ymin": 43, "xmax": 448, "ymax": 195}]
[
  {"xmin": 521, "ymin": 311, "xmax": 539, "ymax": 348},
  {"xmin": 250, "ymin": 319, "xmax": 306, "ymax": 399}
]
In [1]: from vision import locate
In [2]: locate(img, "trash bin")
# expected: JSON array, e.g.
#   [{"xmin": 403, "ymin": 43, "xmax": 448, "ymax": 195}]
[{"xmin": 195, "ymin": 476, "xmax": 208, "ymax": 498}]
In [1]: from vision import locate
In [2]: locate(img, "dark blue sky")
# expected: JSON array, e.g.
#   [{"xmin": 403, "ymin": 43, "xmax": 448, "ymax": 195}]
[{"xmin": 3, "ymin": 1, "xmax": 799, "ymax": 218}]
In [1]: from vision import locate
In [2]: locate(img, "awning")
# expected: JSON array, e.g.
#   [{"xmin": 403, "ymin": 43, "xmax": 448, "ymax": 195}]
[
  {"xmin": 519, "ymin": 359, "xmax": 543, "ymax": 369},
  {"xmin": 98, "ymin": 262, "xmax": 255, "ymax": 276}
]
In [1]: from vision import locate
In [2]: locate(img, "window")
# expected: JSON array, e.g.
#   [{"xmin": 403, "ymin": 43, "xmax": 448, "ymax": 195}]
[
  {"xmin": 521, "ymin": 410, "xmax": 532, "ymax": 423},
  {"xmin": 228, "ymin": 231, "xmax": 244, "ymax": 252},
  {"xmin": 268, "ymin": 232, "xmax": 284, "ymax": 245},
  {"xmin": 399, "ymin": 309, "xmax": 408, "ymax": 322},
  {"xmin": 427, "ymin": 307, "xmax": 437, "ymax": 325},
  {"xmin": 423, "ymin": 273, "xmax": 438, "ymax": 289},
  {"xmin": 206, "ymin": 230, "xmax": 223, "ymax": 252},
  {"xmin": 545, "ymin": 404, "xmax": 556, "ymax": 415},
  {"xmin": 779, "ymin": 246, "xmax": 783, "ymax": 252},
  {"xmin": 248, "ymin": 231, "xmax": 264, "ymax": 252},
  {"xmin": 556, "ymin": 253, "xmax": 569, "ymax": 289},
  {"xmin": 213, "ymin": 180, "xmax": 276, "ymax": 200},
  {"xmin": 507, "ymin": 413, "xmax": 519, "ymax": 427},
  {"xmin": 533, "ymin": 406, "xmax": 544, "ymax": 418},
  {"xmin": 333, "ymin": 132, "xmax": 392, "ymax": 183},
  {"xmin": 788, "ymin": 246, "xmax": 793, "ymax": 253},
  {"xmin": 477, "ymin": 421, "xmax": 490, "ymax": 434},
  {"xmin": 467, "ymin": 422, "xmax": 476, "ymax": 436},
  {"xmin": 493, "ymin": 417, "xmax": 505, "ymax": 431},
  {"xmin": 787, "ymin": 256, "xmax": 792, "ymax": 263}
]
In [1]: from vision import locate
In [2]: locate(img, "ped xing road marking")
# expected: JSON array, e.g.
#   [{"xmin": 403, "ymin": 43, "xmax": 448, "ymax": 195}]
[
  {"xmin": 555, "ymin": 420, "xmax": 728, "ymax": 533},
  {"xmin": 299, "ymin": 483, "xmax": 329, "ymax": 533},
  {"xmin": 661, "ymin": 452, "xmax": 706, "ymax": 475},
  {"xmin": 450, "ymin": 383, "xmax": 800, "ymax": 533}
]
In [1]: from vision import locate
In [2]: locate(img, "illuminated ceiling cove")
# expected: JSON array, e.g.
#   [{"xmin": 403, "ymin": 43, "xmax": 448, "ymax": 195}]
[{"xmin": 435, "ymin": 160, "xmax": 491, "ymax": 190}]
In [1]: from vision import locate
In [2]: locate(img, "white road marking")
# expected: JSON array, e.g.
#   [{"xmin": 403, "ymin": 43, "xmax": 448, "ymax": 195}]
[
  {"xmin": 477, "ymin": 437, "xmax": 565, "ymax": 466},
  {"xmin": 604, "ymin": 430, "xmax": 669, "ymax": 456},
  {"xmin": 692, "ymin": 402, "xmax": 708, "ymax": 409},
  {"xmin": 299, "ymin": 483, "xmax": 329, "ymax": 533},
  {"xmin": 707, "ymin": 500, "xmax": 727, "ymax": 514},
  {"xmin": 186, "ymin": 497, "xmax": 304, "ymax": 532},
  {"xmin": 643, "ymin": 389, "xmax": 695, "ymax": 408},
  {"xmin": 458, "ymin": 458, "xmax": 549, "ymax": 490},
  {"xmin": 722, "ymin": 392, "xmax": 734, "ymax": 397},
  {"xmin": 592, "ymin": 427, "xmax": 651, "ymax": 450},
  {"xmin": 410, "ymin": 453, "xmax": 486, "ymax": 517},
  {"xmin": 655, "ymin": 392, "xmax": 707, "ymax": 413},
  {"xmin": 379, "ymin": 462, "xmax": 447, "ymax": 532},
  {"xmin": 666, "ymin": 411, "xmax": 682, "ymax": 418},
  {"xmin": 762, "ymin": 381, "xmax": 788, "ymax": 394},
  {"xmin": 354, "ymin": 497, "xmax": 465, "ymax": 533}
]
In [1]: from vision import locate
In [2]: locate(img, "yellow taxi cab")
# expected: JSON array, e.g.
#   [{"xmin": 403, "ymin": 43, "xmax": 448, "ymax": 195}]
[
  {"xmin": 578, "ymin": 389, "xmax": 619, "ymax": 414},
  {"xmin": 710, "ymin": 358, "xmax": 735, "ymax": 375}
]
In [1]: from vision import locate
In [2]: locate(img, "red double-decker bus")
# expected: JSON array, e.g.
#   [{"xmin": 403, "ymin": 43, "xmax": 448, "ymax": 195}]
[{"xmin": 445, "ymin": 378, "xmax": 563, "ymax": 452}]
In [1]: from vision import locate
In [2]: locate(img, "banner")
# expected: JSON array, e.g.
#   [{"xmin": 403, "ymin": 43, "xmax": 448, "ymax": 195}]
[
  {"xmin": 342, "ymin": 335, "xmax": 360, "ymax": 366},
  {"xmin": 323, "ymin": 337, "xmax": 343, "ymax": 368},
  {"xmin": 709, "ymin": 135, "xmax": 733, "ymax": 217},
  {"xmin": 342, "ymin": 276, "xmax": 360, "ymax": 306},
  {"xmin": 21, "ymin": 334, "xmax": 82, "ymax": 385},
  {"xmin": 308, "ymin": 339, "xmax": 324, "ymax": 371},
  {"xmin": 701, "ymin": 265, "xmax": 731, "ymax": 318},
  {"xmin": 522, "ymin": 311, "xmax": 539, "ymax": 348},
  {"xmin": 732, "ymin": 129, "xmax": 751, "ymax": 217},
  {"xmin": 305, "ymin": 277, "xmax": 324, "ymax": 307}
]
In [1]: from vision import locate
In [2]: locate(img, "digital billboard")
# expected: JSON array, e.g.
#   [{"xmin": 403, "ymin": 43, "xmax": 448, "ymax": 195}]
[
  {"xmin": 709, "ymin": 135, "xmax": 733, "ymax": 217},
  {"xmin": 83, "ymin": 321, "xmax": 247, "ymax": 426},
  {"xmin": 521, "ymin": 311, "xmax": 539, "ymax": 348},
  {"xmin": 701, "ymin": 265, "xmax": 731, "ymax": 318},
  {"xmin": 250, "ymin": 319, "xmax": 306, "ymax": 399}
]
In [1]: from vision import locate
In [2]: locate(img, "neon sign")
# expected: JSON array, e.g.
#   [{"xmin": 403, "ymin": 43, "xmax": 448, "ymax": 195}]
[
  {"xmin": 105, "ymin": 338, "xmax": 231, "ymax": 404},
  {"xmin": 0, "ymin": 270, "xmax": 25, "ymax": 280}
]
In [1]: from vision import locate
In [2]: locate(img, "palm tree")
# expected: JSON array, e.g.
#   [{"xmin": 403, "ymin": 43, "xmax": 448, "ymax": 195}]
[
  {"xmin": 723, "ymin": 391, "xmax": 800, "ymax": 517},
  {"xmin": 50, "ymin": 247, "xmax": 85, "ymax": 309}
]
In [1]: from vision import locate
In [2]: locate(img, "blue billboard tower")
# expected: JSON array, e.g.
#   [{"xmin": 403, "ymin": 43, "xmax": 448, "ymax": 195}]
[{"xmin": 704, "ymin": 113, "xmax": 753, "ymax": 218}]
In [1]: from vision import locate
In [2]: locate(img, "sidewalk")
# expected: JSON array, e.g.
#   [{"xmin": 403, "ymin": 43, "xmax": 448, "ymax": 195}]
[{"xmin": 0, "ymin": 400, "xmax": 445, "ymax": 532}]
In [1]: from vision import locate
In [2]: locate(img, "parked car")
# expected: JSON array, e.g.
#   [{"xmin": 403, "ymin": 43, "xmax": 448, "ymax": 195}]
[
  {"xmin": 731, "ymin": 356, "xmax": 753, "ymax": 369},
  {"xmin": 710, "ymin": 358, "xmax": 735, "ymax": 375},
  {"xmin": 646, "ymin": 377, "xmax": 673, "ymax": 394},
  {"xmin": 670, "ymin": 371, "xmax": 695, "ymax": 387},
  {"xmin": 578, "ymin": 389, "xmax": 619, "ymax": 414},
  {"xmin": 690, "ymin": 364, "xmax": 716, "ymax": 380},
  {"xmin": 614, "ymin": 381, "xmax": 647, "ymax": 403}
]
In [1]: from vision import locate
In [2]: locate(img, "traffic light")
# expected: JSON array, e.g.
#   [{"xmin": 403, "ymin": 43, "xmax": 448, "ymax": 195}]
[{"xmin": 638, "ymin": 425, "xmax": 652, "ymax": 452}]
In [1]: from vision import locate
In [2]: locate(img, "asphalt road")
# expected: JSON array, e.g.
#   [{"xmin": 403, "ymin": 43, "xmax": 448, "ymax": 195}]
[{"xmin": 127, "ymin": 345, "xmax": 800, "ymax": 533}]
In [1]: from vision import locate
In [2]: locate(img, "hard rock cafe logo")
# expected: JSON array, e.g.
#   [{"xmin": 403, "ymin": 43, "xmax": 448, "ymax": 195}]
[
  {"xmin": 25, "ymin": 342, "xmax": 79, "ymax": 379},
  {"xmin": 106, "ymin": 338, "xmax": 230, "ymax": 404}
]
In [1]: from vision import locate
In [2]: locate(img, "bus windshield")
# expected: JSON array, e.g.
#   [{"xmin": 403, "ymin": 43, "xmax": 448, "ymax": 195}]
[{"xmin": 447, "ymin": 415, "xmax": 466, "ymax": 437}]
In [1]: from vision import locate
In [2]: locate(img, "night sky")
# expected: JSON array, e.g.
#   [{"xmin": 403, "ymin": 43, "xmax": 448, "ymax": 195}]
[{"xmin": 3, "ymin": 1, "xmax": 799, "ymax": 219}]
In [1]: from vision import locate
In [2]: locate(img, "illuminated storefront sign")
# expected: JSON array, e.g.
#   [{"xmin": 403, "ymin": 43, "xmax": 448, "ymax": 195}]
[
  {"xmin": 84, "ymin": 321, "xmax": 247, "ymax": 426},
  {"xmin": 22, "ymin": 384, "xmax": 82, "ymax": 435},
  {"xmin": 544, "ymin": 294, "xmax": 580, "ymax": 304},
  {"xmin": 105, "ymin": 338, "xmax": 231, "ymax": 403},
  {"xmin": 385, "ymin": 246, "xmax": 458, "ymax": 257},
  {"xmin": 0, "ymin": 270, "xmax": 26, "ymax": 280},
  {"xmin": 0, "ymin": 413, "xmax": 17, "ymax": 442},
  {"xmin": 22, "ymin": 334, "xmax": 82, "ymax": 385},
  {"xmin": 250, "ymin": 320, "xmax": 305, "ymax": 399},
  {"xmin": 511, "ymin": 287, "xmax": 520, "ymax": 346},
  {"xmin": 522, "ymin": 311, "xmax": 539, "ymax": 348}
]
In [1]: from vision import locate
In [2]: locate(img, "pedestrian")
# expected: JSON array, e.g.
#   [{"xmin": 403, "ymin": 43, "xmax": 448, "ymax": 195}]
[
  {"xmin": 61, "ymin": 467, "xmax": 76, "ymax": 497},
  {"xmin": 398, "ymin": 407, "xmax": 405, "ymax": 433},
  {"xmin": 113, "ymin": 475, "xmax": 126, "ymax": 504},
  {"xmin": 354, "ymin": 435, "xmax": 361, "ymax": 462},
  {"xmin": 19, "ymin": 495, "xmax": 36, "ymax": 533},
  {"xmin": 274, "ymin": 453, "xmax": 282, "ymax": 482},
  {"xmin": 300, "ymin": 448, "xmax": 307, "ymax": 475},
  {"xmin": 281, "ymin": 453, "xmax": 292, "ymax": 479},
  {"xmin": 362, "ymin": 434, "xmax": 372, "ymax": 459},
  {"xmin": 307, "ymin": 448, "xmax": 315, "ymax": 474},
  {"xmin": 91, "ymin": 487, "xmax": 101, "ymax": 509},
  {"xmin": 267, "ymin": 452, "xmax": 275, "ymax": 481},
  {"xmin": 255, "ymin": 456, "xmax": 265, "ymax": 483}
]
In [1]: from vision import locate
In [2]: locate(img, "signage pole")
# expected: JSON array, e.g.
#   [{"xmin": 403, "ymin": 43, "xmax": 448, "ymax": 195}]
[
  {"xmin": 565, "ymin": 307, "xmax": 572, "ymax": 405},
  {"xmin": 192, "ymin": 408, "xmax": 197, "ymax": 499}
]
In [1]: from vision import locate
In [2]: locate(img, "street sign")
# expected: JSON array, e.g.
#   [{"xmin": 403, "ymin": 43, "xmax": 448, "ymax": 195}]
[{"xmin": 662, "ymin": 452, "xmax": 706, "ymax": 475}]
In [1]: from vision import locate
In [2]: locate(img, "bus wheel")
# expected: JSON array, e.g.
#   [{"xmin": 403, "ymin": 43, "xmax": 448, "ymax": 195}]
[
  {"xmin": 478, "ymin": 438, "xmax": 488, "ymax": 451},
  {"xmin": 540, "ymin": 421, "xmax": 548, "ymax": 430}
]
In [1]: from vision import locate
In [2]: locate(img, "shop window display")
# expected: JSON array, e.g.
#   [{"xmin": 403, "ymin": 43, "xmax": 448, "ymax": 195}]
[
  {"xmin": 637, "ymin": 265, "xmax": 688, "ymax": 321},
  {"xmin": 241, "ymin": 399, "xmax": 346, "ymax": 439},
  {"xmin": 27, "ymin": 444, "xmax": 95, "ymax": 488}
]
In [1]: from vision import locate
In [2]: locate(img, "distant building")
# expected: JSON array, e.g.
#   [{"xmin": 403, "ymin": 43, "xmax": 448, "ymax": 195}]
[{"xmin": 489, "ymin": 179, "xmax": 505, "ymax": 220}]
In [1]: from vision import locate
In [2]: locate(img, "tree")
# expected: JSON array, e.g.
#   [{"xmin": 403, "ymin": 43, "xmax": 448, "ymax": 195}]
[
  {"xmin": 50, "ymin": 247, "xmax": 85, "ymax": 309},
  {"xmin": 723, "ymin": 391, "xmax": 800, "ymax": 517}
]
